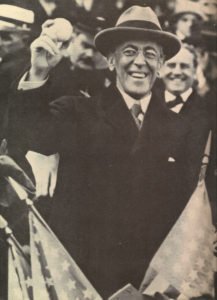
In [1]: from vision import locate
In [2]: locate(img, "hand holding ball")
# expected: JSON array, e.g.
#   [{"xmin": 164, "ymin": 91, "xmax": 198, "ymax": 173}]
[{"xmin": 42, "ymin": 18, "xmax": 73, "ymax": 43}]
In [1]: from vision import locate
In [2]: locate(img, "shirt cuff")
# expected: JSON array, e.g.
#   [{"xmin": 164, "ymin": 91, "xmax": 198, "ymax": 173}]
[{"xmin": 18, "ymin": 72, "xmax": 48, "ymax": 90}]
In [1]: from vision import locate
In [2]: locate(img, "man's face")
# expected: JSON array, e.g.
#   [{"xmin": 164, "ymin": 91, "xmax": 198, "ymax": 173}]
[
  {"xmin": 110, "ymin": 40, "xmax": 163, "ymax": 99},
  {"xmin": 161, "ymin": 48, "xmax": 196, "ymax": 94},
  {"xmin": 176, "ymin": 13, "xmax": 199, "ymax": 38},
  {"xmin": 200, "ymin": 0, "xmax": 217, "ymax": 21},
  {"xmin": 0, "ymin": 31, "xmax": 26, "ymax": 58},
  {"xmin": 68, "ymin": 31, "xmax": 107, "ymax": 70},
  {"xmin": 166, "ymin": 0, "xmax": 177, "ymax": 12}
]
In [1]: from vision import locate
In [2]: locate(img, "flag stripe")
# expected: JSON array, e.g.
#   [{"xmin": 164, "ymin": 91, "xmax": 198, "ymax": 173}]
[{"xmin": 8, "ymin": 239, "xmax": 33, "ymax": 300}]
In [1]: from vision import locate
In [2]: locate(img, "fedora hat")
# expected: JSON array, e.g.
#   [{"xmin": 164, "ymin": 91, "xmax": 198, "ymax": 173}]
[{"xmin": 94, "ymin": 6, "xmax": 181, "ymax": 60}]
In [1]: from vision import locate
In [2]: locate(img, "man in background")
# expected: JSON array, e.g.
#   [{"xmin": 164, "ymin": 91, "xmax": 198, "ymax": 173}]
[
  {"xmin": 0, "ymin": 5, "xmax": 34, "ymax": 142},
  {"xmin": 169, "ymin": 0, "xmax": 206, "ymax": 42},
  {"xmin": 161, "ymin": 44, "xmax": 203, "ymax": 114}
]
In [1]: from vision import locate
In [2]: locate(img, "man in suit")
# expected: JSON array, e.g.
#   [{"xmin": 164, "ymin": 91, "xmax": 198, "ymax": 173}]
[
  {"xmin": 9, "ymin": 6, "xmax": 209, "ymax": 297},
  {"xmin": 160, "ymin": 44, "xmax": 204, "ymax": 114}
]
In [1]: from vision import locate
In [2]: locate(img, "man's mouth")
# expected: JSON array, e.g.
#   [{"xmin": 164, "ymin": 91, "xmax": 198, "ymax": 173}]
[
  {"xmin": 129, "ymin": 72, "xmax": 148, "ymax": 79},
  {"xmin": 168, "ymin": 76, "xmax": 186, "ymax": 81}
]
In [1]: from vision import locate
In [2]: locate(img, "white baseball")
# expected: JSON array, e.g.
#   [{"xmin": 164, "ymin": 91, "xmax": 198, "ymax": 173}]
[{"xmin": 53, "ymin": 18, "xmax": 73, "ymax": 42}]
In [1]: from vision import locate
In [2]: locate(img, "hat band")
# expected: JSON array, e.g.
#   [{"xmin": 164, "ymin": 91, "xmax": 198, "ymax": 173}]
[
  {"xmin": 0, "ymin": 16, "xmax": 31, "ymax": 29},
  {"xmin": 117, "ymin": 20, "xmax": 161, "ymax": 31}
]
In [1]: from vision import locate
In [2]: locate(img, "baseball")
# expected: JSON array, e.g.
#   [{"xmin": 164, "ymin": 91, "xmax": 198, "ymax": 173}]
[{"xmin": 52, "ymin": 18, "xmax": 73, "ymax": 42}]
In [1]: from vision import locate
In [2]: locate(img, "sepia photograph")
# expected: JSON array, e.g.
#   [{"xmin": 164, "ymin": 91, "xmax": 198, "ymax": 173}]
[{"xmin": 0, "ymin": 0, "xmax": 216, "ymax": 299}]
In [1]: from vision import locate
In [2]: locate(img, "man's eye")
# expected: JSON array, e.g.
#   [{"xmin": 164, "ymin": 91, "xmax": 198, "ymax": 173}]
[
  {"xmin": 145, "ymin": 51, "xmax": 157, "ymax": 59},
  {"xmin": 167, "ymin": 63, "xmax": 176, "ymax": 68},
  {"xmin": 180, "ymin": 63, "xmax": 190, "ymax": 69},
  {"xmin": 123, "ymin": 49, "xmax": 136, "ymax": 56},
  {"xmin": 182, "ymin": 17, "xmax": 188, "ymax": 22}
]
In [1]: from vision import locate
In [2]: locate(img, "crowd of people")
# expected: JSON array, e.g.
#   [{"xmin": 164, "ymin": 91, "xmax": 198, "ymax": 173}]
[{"xmin": 0, "ymin": 0, "xmax": 216, "ymax": 299}]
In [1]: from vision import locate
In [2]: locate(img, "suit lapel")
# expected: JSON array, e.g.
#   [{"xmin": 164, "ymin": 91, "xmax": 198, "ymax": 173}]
[
  {"xmin": 132, "ymin": 93, "xmax": 163, "ymax": 153},
  {"xmin": 179, "ymin": 91, "xmax": 197, "ymax": 114},
  {"xmin": 100, "ymin": 86, "xmax": 139, "ymax": 145}
]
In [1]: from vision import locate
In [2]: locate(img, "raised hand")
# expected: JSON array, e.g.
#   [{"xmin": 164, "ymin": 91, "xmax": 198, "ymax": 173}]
[{"xmin": 28, "ymin": 19, "xmax": 73, "ymax": 81}]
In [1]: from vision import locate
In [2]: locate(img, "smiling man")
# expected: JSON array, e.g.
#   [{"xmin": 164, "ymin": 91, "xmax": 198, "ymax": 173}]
[
  {"xmin": 110, "ymin": 40, "xmax": 163, "ymax": 99},
  {"xmin": 161, "ymin": 44, "xmax": 205, "ymax": 114},
  {"xmin": 9, "ymin": 6, "xmax": 210, "ymax": 297}
]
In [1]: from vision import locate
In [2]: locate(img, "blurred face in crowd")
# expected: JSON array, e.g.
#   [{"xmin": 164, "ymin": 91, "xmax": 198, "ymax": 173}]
[
  {"xmin": 166, "ymin": 0, "xmax": 177, "ymax": 12},
  {"xmin": 109, "ymin": 39, "xmax": 163, "ymax": 99},
  {"xmin": 200, "ymin": 0, "xmax": 217, "ymax": 21},
  {"xmin": 175, "ymin": 13, "xmax": 200, "ymax": 38},
  {"xmin": 161, "ymin": 47, "xmax": 196, "ymax": 95},
  {"xmin": 0, "ymin": 31, "xmax": 26, "ymax": 58},
  {"xmin": 68, "ymin": 30, "xmax": 107, "ymax": 70}
]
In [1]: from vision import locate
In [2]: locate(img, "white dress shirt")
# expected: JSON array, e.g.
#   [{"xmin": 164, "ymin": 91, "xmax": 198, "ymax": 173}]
[
  {"xmin": 18, "ymin": 72, "xmax": 48, "ymax": 90},
  {"xmin": 165, "ymin": 88, "xmax": 193, "ymax": 113},
  {"xmin": 117, "ymin": 87, "xmax": 152, "ymax": 127},
  {"xmin": 118, "ymin": 87, "xmax": 152, "ymax": 113}
]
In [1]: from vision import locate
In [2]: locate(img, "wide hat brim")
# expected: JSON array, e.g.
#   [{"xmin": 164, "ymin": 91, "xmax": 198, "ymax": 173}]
[{"xmin": 95, "ymin": 27, "xmax": 181, "ymax": 60}]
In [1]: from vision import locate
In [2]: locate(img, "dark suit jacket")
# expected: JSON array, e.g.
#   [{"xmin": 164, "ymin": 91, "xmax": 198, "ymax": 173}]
[{"xmin": 8, "ymin": 84, "xmax": 209, "ymax": 297}]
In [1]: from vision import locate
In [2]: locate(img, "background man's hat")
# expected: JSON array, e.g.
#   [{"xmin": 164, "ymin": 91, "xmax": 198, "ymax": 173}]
[
  {"xmin": 172, "ymin": 1, "xmax": 206, "ymax": 21},
  {"xmin": 0, "ymin": 5, "xmax": 34, "ymax": 32},
  {"xmin": 73, "ymin": 12, "xmax": 108, "ymax": 35},
  {"xmin": 94, "ymin": 6, "xmax": 181, "ymax": 60}
]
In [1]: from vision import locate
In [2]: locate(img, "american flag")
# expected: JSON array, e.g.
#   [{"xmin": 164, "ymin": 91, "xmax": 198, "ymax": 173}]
[
  {"xmin": 8, "ymin": 237, "xmax": 33, "ymax": 300},
  {"xmin": 140, "ymin": 179, "xmax": 216, "ymax": 299},
  {"xmin": 29, "ymin": 209, "xmax": 102, "ymax": 300}
]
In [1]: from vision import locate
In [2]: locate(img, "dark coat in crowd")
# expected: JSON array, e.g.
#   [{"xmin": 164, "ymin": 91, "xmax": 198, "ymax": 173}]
[
  {"xmin": 8, "ymin": 84, "xmax": 209, "ymax": 297},
  {"xmin": 161, "ymin": 83, "xmax": 217, "ymax": 227}
]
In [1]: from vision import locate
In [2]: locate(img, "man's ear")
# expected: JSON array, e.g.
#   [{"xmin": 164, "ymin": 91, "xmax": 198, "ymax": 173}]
[{"xmin": 107, "ymin": 54, "xmax": 115, "ymax": 72}]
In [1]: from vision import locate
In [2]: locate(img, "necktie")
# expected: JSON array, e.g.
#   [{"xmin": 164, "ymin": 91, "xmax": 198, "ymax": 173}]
[
  {"xmin": 167, "ymin": 95, "xmax": 184, "ymax": 109},
  {"xmin": 131, "ymin": 103, "xmax": 144, "ymax": 129}
]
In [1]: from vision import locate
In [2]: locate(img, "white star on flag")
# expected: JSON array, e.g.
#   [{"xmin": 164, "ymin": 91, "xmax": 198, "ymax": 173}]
[
  {"xmin": 66, "ymin": 279, "xmax": 76, "ymax": 290},
  {"xmin": 24, "ymin": 276, "xmax": 33, "ymax": 288},
  {"xmin": 61, "ymin": 260, "xmax": 71, "ymax": 272},
  {"xmin": 45, "ymin": 277, "xmax": 54, "ymax": 287},
  {"xmin": 83, "ymin": 288, "xmax": 93, "ymax": 299}
]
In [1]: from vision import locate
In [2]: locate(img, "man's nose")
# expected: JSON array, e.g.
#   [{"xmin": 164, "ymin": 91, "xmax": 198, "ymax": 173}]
[
  {"xmin": 172, "ymin": 64, "xmax": 182, "ymax": 74},
  {"xmin": 134, "ymin": 51, "xmax": 146, "ymax": 65}
]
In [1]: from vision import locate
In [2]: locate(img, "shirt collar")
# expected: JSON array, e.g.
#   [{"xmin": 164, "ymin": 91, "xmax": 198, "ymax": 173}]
[
  {"xmin": 165, "ymin": 88, "xmax": 193, "ymax": 103},
  {"xmin": 117, "ymin": 86, "xmax": 152, "ymax": 114}
]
